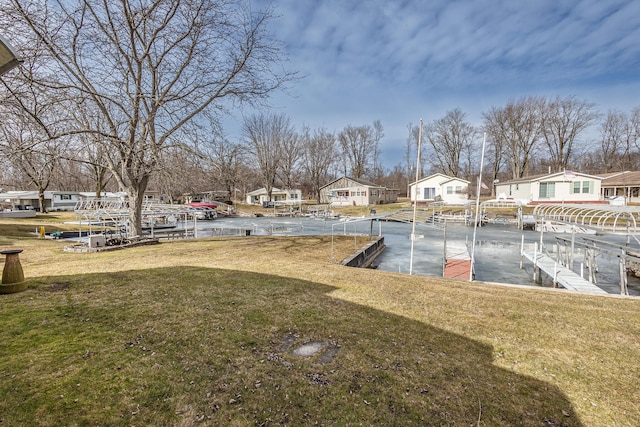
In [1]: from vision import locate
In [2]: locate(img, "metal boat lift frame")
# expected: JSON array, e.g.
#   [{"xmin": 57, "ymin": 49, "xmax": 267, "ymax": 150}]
[{"xmin": 533, "ymin": 204, "xmax": 640, "ymax": 233}]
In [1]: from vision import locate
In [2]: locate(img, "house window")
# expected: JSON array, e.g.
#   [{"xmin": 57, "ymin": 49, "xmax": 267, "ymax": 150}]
[
  {"xmin": 572, "ymin": 181, "xmax": 593, "ymax": 194},
  {"xmin": 447, "ymin": 186, "xmax": 453, "ymax": 194},
  {"xmin": 572, "ymin": 181, "xmax": 581, "ymax": 194},
  {"xmin": 539, "ymin": 182, "xmax": 555, "ymax": 198},
  {"xmin": 423, "ymin": 188, "xmax": 436, "ymax": 199},
  {"xmin": 455, "ymin": 186, "xmax": 462, "ymax": 193},
  {"xmin": 61, "ymin": 194, "xmax": 71, "ymax": 200}
]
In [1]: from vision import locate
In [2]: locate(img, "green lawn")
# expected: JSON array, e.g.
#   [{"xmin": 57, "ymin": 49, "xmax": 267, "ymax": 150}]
[{"xmin": 0, "ymin": 215, "xmax": 639, "ymax": 425}]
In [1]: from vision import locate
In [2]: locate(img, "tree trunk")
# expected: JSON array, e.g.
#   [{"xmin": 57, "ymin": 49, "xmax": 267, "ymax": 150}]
[
  {"xmin": 127, "ymin": 177, "xmax": 149, "ymax": 238},
  {"xmin": 95, "ymin": 169, "xmax": 106, "ymax": 198},
  {"xmin": 38, "ymin": 189, "xmax": 48, "ymax": 213}
]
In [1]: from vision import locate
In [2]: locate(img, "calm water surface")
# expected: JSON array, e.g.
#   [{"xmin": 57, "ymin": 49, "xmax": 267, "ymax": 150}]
[{"xmin": 201, "ymin": 216, "xmax": 639, "ymax": 296}]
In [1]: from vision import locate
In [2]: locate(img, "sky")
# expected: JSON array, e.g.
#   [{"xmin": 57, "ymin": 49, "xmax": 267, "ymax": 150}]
[{"xmin": 230, "ymin": 0, "xmax": 640, "ymax": 168}]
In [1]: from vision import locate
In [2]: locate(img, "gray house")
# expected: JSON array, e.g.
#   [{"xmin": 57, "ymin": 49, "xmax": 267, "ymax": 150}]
[{"xmin": 319, "ymin": 177, "xmax": 398, "ymax": 206}]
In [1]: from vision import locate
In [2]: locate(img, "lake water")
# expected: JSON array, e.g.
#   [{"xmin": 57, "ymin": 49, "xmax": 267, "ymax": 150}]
[{"xmin": 199, "ymin": 216, "xmax": 639, "ymax": 296}]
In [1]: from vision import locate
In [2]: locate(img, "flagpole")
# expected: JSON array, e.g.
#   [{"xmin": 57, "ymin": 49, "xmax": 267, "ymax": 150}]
[
  {"xmin": 469, "ymin": 132, "xmax": 487, "ymax": 281},
  {"xmin": 409, "ymin": 119, "xmax": 422, "ymax": 275}
]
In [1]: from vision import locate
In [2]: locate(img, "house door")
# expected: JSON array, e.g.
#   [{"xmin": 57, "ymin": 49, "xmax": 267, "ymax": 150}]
[{"xmin": 424, "ymin": 188, "xmax": 436, "ymax": 199}]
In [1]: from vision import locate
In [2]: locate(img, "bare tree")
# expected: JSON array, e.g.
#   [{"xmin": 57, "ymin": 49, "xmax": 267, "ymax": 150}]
[
  {"xmin": 0, "ymin": 112, "xmax": 63, "ymax": 212},
  {"xmin": 370, "ymin": 120, "xmax": 384, "ymax": 181},
  {"xmin": 7, "ymin": 0, "xmax": 294, "ymax": 235},
  {"xmin": 425, "ymin": 108, "xmax": 475, "ymax": 177},
  {"xmin": 405, "ymin": 123, "xmax": 416, "ymax": 187},
  {"xmin": 481, "ymin": 131, "xmax": 506, "ymax": 197},
  {"xmin": 632, "ymin": 106, "xmax": 640, "ymax": 155},
  {"xmin": 482, "ymin": 97, "xmax": 545, "ymax": 179},
  {"xmin": 151, "ymin": 146, "xmax": 210, "ymax": 203},
  {"xmin": 0, "ymin": 52, "xmax": 71, "ymax": 212},
  {"xmin": 243, "ymin": 112, "xmax": 294, "ymax": 201},
  {"xmin": 301, "ymin": 125, "xmax": 336, "ymax": 202},
  {"xmin": 277, "ymin": 127, "xmax": 303, "ymax": 191},
  {"xmin": 338, "ymin": 124, "xmax": 376, "ymax": 179},
  {"xmin": 541, "ymin": 95, "xmax": 599, "ymax": 172},
  {"xmin": 599, "ymin": 110, "xmax": 627, "ymax": 173},
  {"xmin": 201, "ymin": 136, "xmax": 246, "ymax": 203}
]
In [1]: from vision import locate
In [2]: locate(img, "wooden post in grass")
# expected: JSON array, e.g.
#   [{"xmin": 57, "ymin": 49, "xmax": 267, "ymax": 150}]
[{"xmin": 1, "ymin": 249, "xmax": 27, "ymax": 294}]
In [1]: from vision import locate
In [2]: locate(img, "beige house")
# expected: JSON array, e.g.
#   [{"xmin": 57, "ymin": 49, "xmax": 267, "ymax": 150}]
[
  {"xmin": 319, "ymin": 177, "xmax": 398, "ymax": 206},
  {"xmin": 599, "ymin": 171, "xmax": 640, "ymax": 204},
  {"xmin": 409, "ymin": 173, "xmax": 470, "ymax": 205},
  {"xmin": 495, "ymin": 171, "xmax": 603, "ymax": 205}
]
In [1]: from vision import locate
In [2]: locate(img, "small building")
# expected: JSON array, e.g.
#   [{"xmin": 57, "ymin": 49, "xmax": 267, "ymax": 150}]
[
  {"xmin": 409, "ymin": 173, "xmax": 470, "ymax": 205},
  {"xmin": 598, "ymin": 171, "xmax": 640, "ymax": 204},
  {"xmin": 0, "ymin": 190, "xmax": 82, "ymax": 211},
  {"xmin": 494, "ymin": 171, "xmax": 603, "ymax": 205},
  {"xmin": 319, "ymin": 177, "xmax": 398, "ymax": 206},
  {"xmin": 246, "ymin": 187, "xmax": 302, "ymax": 205}
]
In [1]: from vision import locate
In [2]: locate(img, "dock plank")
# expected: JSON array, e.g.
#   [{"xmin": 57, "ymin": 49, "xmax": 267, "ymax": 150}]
[
  {"xmin": 522, "ymin": 250, "xmax": 608, "ymax": 295},
  {"xmin": 444, "ymin": 242, "xmax": 472, "ymax": 280}
]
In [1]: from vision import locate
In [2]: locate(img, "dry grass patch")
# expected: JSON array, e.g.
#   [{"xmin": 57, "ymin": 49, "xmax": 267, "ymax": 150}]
[{"xmin": 1, "ymin": 218, "xmax": 639, "ymax": 425}]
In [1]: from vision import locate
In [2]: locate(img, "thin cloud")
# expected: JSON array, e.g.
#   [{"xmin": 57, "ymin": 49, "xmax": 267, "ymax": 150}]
[{"xmin": 242, "ymin": 0, "xmax": 640, "ymax": 167}]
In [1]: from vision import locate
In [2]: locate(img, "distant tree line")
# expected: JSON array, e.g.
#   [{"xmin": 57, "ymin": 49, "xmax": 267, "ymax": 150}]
[
  {"xmin": 2, "ymin": 88, "xmax": 639, "ymax": 206},
  {"xmin": 407, "ymin": 97, "xmax": 639, "ymax": 196}
]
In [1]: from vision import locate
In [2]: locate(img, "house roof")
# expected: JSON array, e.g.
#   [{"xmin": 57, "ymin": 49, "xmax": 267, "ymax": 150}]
[
  {"xmin": 247, "ymin": 187, "xmax": 300, "ymax": 196},
  {"xmin": 440, "ymin": 177, "xmax": 470, "ymax": 185},
  {"xmin": 497, "ymin": 171, "xmax": 602, "ymax": 185},
  {"xmin": 320, "ymin": 176, "xmax": 386, "ymax": 190},
  {"xmin": 0, "ymin": 190, "xmax": 83, "ymax": 199},
  {"xmin": 410, "ymin": 173, "xmax": 469, "ymax": 186},
  {"xmin": 599, "ymin": 171, "xmax": 640, "ymax": 186}
]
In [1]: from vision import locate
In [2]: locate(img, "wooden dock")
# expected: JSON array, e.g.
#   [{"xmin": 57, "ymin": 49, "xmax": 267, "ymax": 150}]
[
  {"xmin": 444, "ymin": 241, "xmax": 472, "ymax": 280},
  {"xmin": 521, "ymin": 249, "xmax": 609, "ymax": 295}
]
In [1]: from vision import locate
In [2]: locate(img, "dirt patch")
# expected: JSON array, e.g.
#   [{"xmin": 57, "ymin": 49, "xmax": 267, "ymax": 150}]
[{"xmin": 48, "ymin": 282, "xmax": 71, "ymax": 291}]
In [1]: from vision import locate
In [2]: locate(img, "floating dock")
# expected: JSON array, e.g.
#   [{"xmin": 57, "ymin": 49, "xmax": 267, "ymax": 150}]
[
  {"xmin": 521, "ymin": 249, "xmax": 609, "ymax": 295},
  {"xmin": 444, "ymin": 241, "xmax": 472, "ymax": 280}
]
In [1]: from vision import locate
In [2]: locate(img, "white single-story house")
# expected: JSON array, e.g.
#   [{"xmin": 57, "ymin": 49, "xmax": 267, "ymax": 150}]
[
  {"xmin": 78, "ymin": 191, "xmax": 128, "ymax": 200},
  {"xmin": 0, "ymin": 190, "xmax": 162, "ymax": 212},
  {"xmin": 246, "ymin": 187, "xmax": 302, "ymax": 205},
  {"xmin": 0, "ymin": 190, "xmax": 81, "ymax": 211},
  {"xmin": 494, "ymin": 171, "xmax": 603, "ymax": 205},
  {"xmin": 319, "ymin": 177, "xmax": 398, "ymax": 206},
  {"xmin": 409, "ymin": 173, "xmax": 470, "ymax": 205},
  {"xmin": 598, "ymin": 171, "xmax": 640, "ymax": 204}
]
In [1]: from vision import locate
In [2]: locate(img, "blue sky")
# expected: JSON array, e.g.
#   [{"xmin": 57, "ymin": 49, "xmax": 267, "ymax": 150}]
[{"xmin": 234, "ymin": 0, "xmax": 640, "ymax": 168}]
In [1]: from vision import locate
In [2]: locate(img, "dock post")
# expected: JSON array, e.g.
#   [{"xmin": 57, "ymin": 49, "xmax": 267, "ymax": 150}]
[
  {"xmin": 570, "ymin": 229, "xmax": 575, "ymax": 271},
  {"xmin": 533, "ymin": 242, "xmax": 538, "ymax": 282},
  {"xmin": 619, "ymin": 248, "xmax": 629, "ymax": 295},
  {"xmin": 580, "ymin": 262, "xmax": 584, "ymax": 279},
  {"xmin": 519, "ymin": 235, "xmax": 524, "ymax": 270},
  {"xmin": 553, "ymin": 262, "xmax": 557, "ymax": 288}
]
